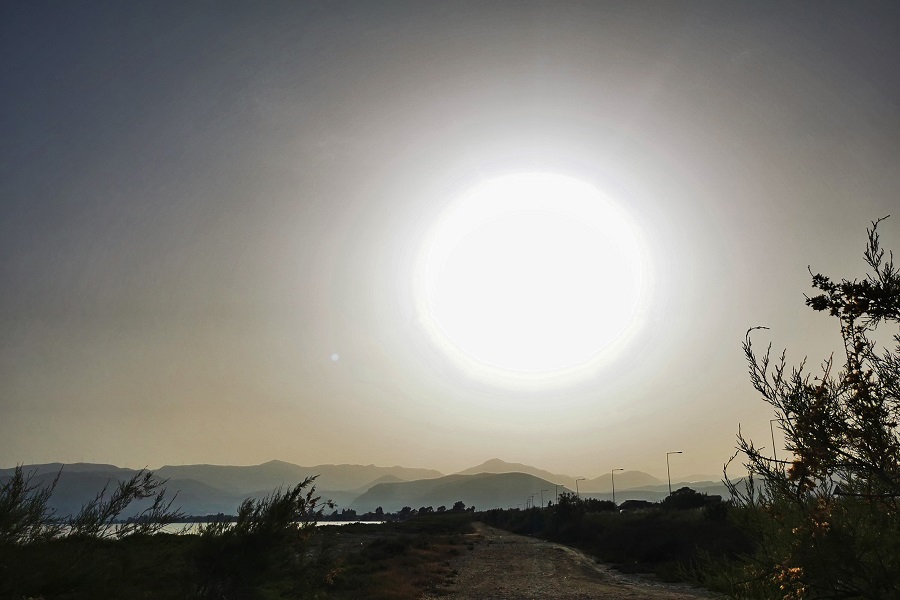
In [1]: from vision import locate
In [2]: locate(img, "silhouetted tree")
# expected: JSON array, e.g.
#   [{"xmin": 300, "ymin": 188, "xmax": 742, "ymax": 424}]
[
  {"xmin": 582, "ymin": 498, "xmax": 617, "ymax": 513},
  {"xmin": 725, "ymin": 218, "xmax": 900, "ymax": 598},
  {"xmin": 660, "ymin": 487, "xmax": 708, "ymax": 510}
]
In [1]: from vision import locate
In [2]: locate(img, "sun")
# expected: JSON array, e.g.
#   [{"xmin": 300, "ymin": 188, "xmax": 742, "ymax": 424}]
[{"xmin": 415, "ymin": 172, "xmax": 650, "ymax": 388}]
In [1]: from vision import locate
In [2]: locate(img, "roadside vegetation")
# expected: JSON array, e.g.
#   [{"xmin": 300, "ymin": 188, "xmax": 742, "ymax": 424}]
[
  {"xmin": 702, "ymin": 220, "xmax": 900, "ymax": 599},
  {"xmin": 1, "ymin": 466, "xmax": 338, "ymax": 598},
  {"xmin": 482, "ymin": 489, "xmax": 749, "ymax": 582},
  {"xmin": 0, "ymin": 465, "xmax": 475, "ymax": 599}
]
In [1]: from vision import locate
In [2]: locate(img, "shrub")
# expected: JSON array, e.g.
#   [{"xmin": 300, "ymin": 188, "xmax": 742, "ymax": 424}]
[
  {"xmin": 193, "ymin": 476, "xmax": 333, "ymax": 599},
  {"xmin": 723, "ymin": 218, "xmax": 900, "ymax": 599}
]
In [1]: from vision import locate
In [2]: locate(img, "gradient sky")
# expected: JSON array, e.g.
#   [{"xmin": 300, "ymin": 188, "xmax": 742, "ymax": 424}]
[{"xmin": 2, "ymin": 1, "xmax": 899, "ymax": 480}]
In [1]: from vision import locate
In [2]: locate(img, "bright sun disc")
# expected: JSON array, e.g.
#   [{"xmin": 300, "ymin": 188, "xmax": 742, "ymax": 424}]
[{"xmin": 415, "ymin": 172, "xmax": 649, "ymax": 387}]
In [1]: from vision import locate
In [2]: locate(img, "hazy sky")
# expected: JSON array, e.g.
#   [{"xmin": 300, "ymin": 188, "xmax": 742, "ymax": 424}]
[{"xmin": 2, "ymin": 1, "xmax": 899, "ymax": 480}]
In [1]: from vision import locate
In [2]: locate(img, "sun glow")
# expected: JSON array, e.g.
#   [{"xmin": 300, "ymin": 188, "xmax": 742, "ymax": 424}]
[{"xmin": 416, "ymin": 172, "xmax": 650, "ymax": 388}]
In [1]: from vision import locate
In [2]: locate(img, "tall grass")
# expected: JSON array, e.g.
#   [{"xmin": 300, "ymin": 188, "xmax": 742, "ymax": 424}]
[{"xmin": 0, "ymin": 466, "xmax": 337, "ymax": 599}]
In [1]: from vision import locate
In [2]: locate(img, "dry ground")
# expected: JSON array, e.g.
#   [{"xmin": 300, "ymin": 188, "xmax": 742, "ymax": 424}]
[{"xmin": 421, "ymin": 522, "xmax": 718, "ymax": 600}]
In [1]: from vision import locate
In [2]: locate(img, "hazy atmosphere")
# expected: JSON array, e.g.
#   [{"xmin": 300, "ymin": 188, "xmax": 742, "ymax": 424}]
[{"xmin": 2, "ymin": 1, "xmax": 898, "ymax": 480}]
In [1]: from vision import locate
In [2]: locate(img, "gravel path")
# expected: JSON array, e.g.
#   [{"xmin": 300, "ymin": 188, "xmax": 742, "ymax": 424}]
[{"xmin": 421, "ymin": 523, "xmax": 717, "ymax": 600}]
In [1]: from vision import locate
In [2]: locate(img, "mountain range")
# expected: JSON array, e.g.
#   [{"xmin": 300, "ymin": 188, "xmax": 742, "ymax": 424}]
[
  {"xmin": 0, "ymin": 459, "xmax": 726, "ymax": 517},
  {"xmin": 452, "ymin": 458, "xmax": 666, "ymax": 493},
  {"xmin": 351, "ymin": 472, "xmax": 574, "ymax": 513}
]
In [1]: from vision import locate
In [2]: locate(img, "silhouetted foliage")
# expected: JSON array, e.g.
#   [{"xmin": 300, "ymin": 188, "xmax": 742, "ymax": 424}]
[
  {"xmin": 482, "ymin": 499, "xmax": 749, "ymax": 582},
  {"xmin": 0, "ymin": 469, "xmax": 339, "ymax": 599},
  {"xmin": 719, "ymin": 218, "xmax": 900, "ymax": 599},
  {"xmin": 194, "ymin": 476, "xmax": 333, "ymax": 598},
  {"xmin": 68, "ymin": 468, "xmax": 184, "ymax": 539},
  {"xmin": 0, "ymin": 466, "xmax": 192, "ymax": 598},
  {"xmin": 0, "ymin": 465, "xmax": 62, "ymax": 544},
  {"xmin": 0, "ymin": 465, "xmax": 183, "ymax": 542},
  {"xmin": 660, "ymin": 487, "xmax": 716, "ymax": 511},
  {"xmin": 618, "ymin": 499, "xmax": 654, "ymax": 512}
]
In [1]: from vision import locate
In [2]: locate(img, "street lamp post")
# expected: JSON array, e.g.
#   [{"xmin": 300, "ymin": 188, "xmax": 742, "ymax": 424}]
[
  {"xmin": 555, "ymin": 484, "xmax": 560, "ymax": 504},
  {"xmin": 540, "ymin": 489, "xmax": 548, "ymax": 508},
  {"xmin": 666, "ymin": 452, "xmax": 683, "ymax": 496},
  {"xmin": 575, "ymin": 477, "xmax": 586, "ymax": 498},
  {"xmin": 611, "ymin": 468, "xmax": 624, "ymax": 505}
]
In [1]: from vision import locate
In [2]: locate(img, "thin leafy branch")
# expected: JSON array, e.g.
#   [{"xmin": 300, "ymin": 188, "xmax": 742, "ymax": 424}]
[
  {"xmin": 0, "ymin": 465, "xmax": 62, "ymax": 544},
  {"xmin": 67, "ymin": 468, "xmax": 184, "ymax": 539},
  {"xmin": 723, "ymin": 217, "xmax": 900, "ymax": 599}
]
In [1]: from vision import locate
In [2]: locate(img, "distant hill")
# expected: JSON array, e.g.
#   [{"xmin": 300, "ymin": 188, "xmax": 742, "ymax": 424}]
[
  {"xmin": 455, "ymin": 458, "xmax": 582, "ymax": 488},
  {"xmin": 1, "ymin": 460, "xmax": 731, "ymax": 517},
  {"xmin": 0, "ymin": 463, "xmax": 137, "ymax": 478},
  {"xmin": 0, "ymin": 469, "xmax": 245, "ymax": 518},
  {"xmin": 581, "ymin": 470, "xmax": 663, "ymax": 493},
  {"xmin": 0, "ymin": 460, "xmax": 443, "ymax": 517},
  {"xmin": 318, "ymin": 474, "xmax": 413, "ymax": 511},
  {"xmin": 156, "ymin": 460, "xmax": 442, "ymax": 495},
  {"xmin": 315, "ymin": 490, "xmax": 360, "ymax": 511},
  {"xmin": 350, "ymin": 472, "xmax": 573, "ymax": 513},
  {"xmin": 679, "ymin": 474, "xmax": 722, "ymax": 483},
  {"xmin": 353, "ymin": 474, "xmax": 407, "ymax": 493}
]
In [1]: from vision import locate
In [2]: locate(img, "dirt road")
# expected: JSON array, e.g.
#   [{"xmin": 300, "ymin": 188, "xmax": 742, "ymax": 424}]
[{"xmin": 421, "ymin": 523, "xmax": 716, "ymax": 600}]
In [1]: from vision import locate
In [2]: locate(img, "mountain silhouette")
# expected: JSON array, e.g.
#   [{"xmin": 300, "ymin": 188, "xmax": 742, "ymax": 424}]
[
  {"xmin": 0, "ymin": 461, "xmax": 443, "ymax": 516},
  {"xmin": 155, "ymin": 460, "xmax": 442, "ymax": 495},
  {"xmin": 455, "ymin": 458, "xmax": 582, "ymax": 487},
  {"xmin": 350, "ymin": 472, "xmax": 573, "ymax": 513},
  {"xmin": 1, "ymin": 460, "xmax": 727, "ymax": 516},
  {"xmin": 582, "ymin": 470, "xmax": 663, "ymax": 493}
]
